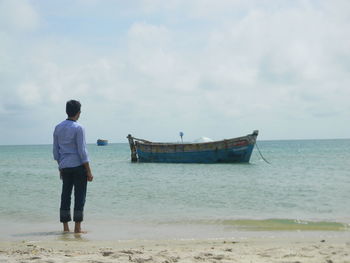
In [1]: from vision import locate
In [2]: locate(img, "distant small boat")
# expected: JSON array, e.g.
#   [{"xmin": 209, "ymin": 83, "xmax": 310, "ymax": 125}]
[
  {"xmin": 127, "ymin": 130, "xmax": 258, "ymax": 163},
  {"xmin": 97, "ymin": 139, "xmax": 108, "ymax": 146}
]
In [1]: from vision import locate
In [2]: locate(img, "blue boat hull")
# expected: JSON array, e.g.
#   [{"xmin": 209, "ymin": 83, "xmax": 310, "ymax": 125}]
[
  {"xmin": 128, "ymin": 131, "xmax": 259, "ymax": 163},
  {"xmin": 137, "ymin": 144, "xmax": 255, "ymax": 163},
  {"xmin": 97, "ymin": 140, "xmax": 108, "ymax": 146}
]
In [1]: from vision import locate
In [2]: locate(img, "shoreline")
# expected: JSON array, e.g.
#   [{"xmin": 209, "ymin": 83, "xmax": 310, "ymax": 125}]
[
  {"xmin": 1, "ymin": 235, "xmax": 349, "ymax": 262},
  {"xmin": 2, "ymin": 219, "xmax": 349, "ymax": 242}
]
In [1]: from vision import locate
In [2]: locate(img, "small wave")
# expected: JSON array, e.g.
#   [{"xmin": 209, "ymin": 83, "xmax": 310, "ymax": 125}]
[
  {"xmin": 157, "ymin": 218, "xmax": 350, "ymax": 231},
  {"xmin": 12, "ymin": 231, "xmax": 63, "ymax": 237},
  {"xmin": 219, "ymin": 218, "xmax": 350, "ymax": 231}
]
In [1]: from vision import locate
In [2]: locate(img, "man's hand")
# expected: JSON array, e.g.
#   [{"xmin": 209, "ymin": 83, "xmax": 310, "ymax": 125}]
[
  {"xmin": 87, "ymin": 171, "xmax": 93, "ymax": 182},
  {"xmin": 83, "ymin": 162, "xmax": 93, "ymax": 182}
]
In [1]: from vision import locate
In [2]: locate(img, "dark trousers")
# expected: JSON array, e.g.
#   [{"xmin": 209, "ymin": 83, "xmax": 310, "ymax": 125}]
[{"xmin": 60, "ymin": 165, "xmax": 87, "ymax": 222}]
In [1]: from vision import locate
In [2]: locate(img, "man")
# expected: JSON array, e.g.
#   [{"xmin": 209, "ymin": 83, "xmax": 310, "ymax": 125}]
[{"xmin": 53, "ymin": 100, "xmax": 93, "ymax": 233}]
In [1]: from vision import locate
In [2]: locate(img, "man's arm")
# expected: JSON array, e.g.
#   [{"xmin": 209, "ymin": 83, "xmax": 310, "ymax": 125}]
[
  {"xmin": 76, "ymin": 126, "xmax": 89, "ymax": 163},
  {"xmin": 53, "ymin": 129, "xmax": 62, "ymax": 179},
  {"xmin": 77, "ymin": 126, "xmax": 93, "ymax": 182},
  {"xmin": 53, "ymin": 130, "xmax": 60, "ymax": 163}
]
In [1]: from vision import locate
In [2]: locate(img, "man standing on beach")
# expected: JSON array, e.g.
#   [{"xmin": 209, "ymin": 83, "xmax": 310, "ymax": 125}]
[{"xmin": 53, "ymin": 100, "xmax": 93, "ymax": 233}]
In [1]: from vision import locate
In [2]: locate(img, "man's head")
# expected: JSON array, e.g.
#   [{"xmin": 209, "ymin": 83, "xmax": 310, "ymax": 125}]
[{"xmin": 66, "ymin": 100, "xmax": 81, "ymax": 118}]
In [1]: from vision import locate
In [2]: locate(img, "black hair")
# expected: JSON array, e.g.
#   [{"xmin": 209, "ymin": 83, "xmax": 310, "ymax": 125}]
[{"xmin": 66, "ymin": 100, "xmax": 81, "ymax": 117}]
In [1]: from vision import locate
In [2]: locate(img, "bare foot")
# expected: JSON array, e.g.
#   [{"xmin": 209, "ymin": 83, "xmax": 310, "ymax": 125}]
[
  {"xmin": 74, "ymin": 230, "xmax": 87, "ymax": 234},
  {"xmin": 74, "ymin": 222, "xmax": 87, "ymax": 233},
  {"xmin": 63, "ymin": 222, "xmax": 70, "ymax": 232}
]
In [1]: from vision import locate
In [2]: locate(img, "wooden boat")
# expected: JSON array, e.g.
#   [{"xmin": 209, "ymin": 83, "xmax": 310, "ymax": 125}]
[
  {"xmin": 97, "ymin": 139, "xmax": 108, "ymax": 146},
  {"xmin": 127, "ymin": 130, "xmax": 258, "ymax": 163}
]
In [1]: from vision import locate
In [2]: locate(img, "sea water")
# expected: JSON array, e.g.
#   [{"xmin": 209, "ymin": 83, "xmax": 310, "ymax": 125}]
[{"xmin": 0, "ymin": 139, "xmax": 349, "ymax": 240}]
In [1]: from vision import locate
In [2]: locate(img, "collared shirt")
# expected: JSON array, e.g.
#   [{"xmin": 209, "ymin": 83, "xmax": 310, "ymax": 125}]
[{"xmin": 53, "ymin": 119, "xmax": 89, "ymax": 169}]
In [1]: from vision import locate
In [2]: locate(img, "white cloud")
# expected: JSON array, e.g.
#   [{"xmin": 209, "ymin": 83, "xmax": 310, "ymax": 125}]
[
  {"xmin": 17, "ymin": 82, "xmax": 41, "ymax": 105},
  {"xmin": 0, "ymin": 0, "xmax": 350, "ymax": 144},
  {"xmin": 0, "ymin": 0, "xmax": 39, "ymax": 32}
]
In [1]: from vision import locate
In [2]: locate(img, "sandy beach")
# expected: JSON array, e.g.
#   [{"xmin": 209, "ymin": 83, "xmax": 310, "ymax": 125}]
[{"xmin": 1, "ymin": 234, "xmax": 349, "ymax": 263}]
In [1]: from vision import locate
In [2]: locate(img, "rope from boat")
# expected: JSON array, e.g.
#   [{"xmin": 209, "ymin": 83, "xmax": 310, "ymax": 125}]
[{"xmin": 255, "ymin": 142, "xmax": 271, "ymax": 164}]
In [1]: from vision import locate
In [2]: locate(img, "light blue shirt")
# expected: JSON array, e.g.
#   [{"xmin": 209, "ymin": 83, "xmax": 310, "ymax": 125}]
[{"xmin": 53, "ymin": 119, "xmax": 89, "ymax": 169}]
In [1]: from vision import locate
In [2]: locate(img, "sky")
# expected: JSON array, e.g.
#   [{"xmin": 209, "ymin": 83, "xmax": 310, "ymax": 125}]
[{"xmin": 0, "ymin": 0, "xmax": 349, "ymax": 145}]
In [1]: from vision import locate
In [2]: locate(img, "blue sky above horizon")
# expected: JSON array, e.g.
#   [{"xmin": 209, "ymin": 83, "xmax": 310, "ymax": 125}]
[{"xmin": 0, "ymin": 0, "xmax": 349, "ymax": 145}]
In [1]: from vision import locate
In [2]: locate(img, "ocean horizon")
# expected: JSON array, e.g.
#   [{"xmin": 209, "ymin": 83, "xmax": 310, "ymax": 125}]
[{"xmin": 1, "ymin": 137, "xmax": 350, "ymax": 146}]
